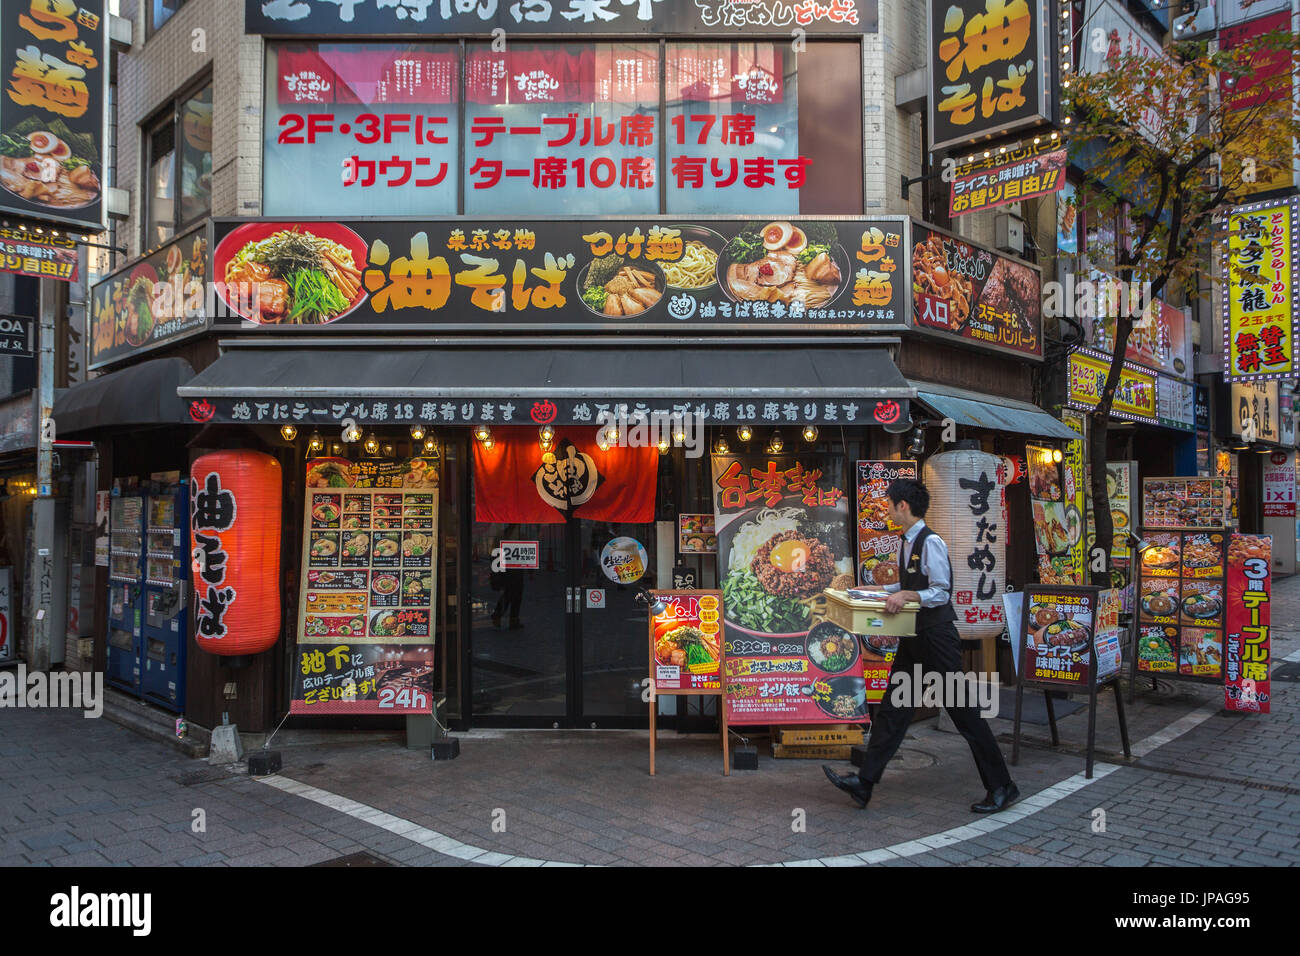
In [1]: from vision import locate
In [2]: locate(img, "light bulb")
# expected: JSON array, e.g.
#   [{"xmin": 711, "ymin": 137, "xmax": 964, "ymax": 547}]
[
  {"xmin": 1052, "ymin": 448, "xmax": 1063, "ymax": 463},
  {"xmin": 657, "ymin": 438, "xmax": 671, "ymax": 455},
  {"xmin": 802, "ymin": 424, "xmax": 819, "ymax": 443},
  {"xmin": 423, "ymin": 437, "xmax": 437, "ymax": 453},
  {"xmin": 280, "ymin": 424, "xmax": 297, "ymax": 441},
  {"xmin": 473, "ymin": 424, "xmax": 492, "ymax": 442},
  {"xmin": 539, "ymin": 424, "xmax": 555, "ymax": 443},
  {"xmin": 409, "ymin": 424, "xmax": 425, "ymax": 440},
  {"xmin": 364, "ymin": 432, "xmax": 379, "ymax": 455},
  {"xmin": 737, "ymin": 424, "xmax": 753, "ymax": 443},
  {"xmin": 767, "ymin": 430, "xmax": 784, "ymax": 453},
  {"xmin": 713, "ymin": 437, "xmax": 730, "ymax": 455}
]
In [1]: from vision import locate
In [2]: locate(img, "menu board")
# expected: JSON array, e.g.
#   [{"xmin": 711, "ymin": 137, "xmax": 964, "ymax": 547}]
[
  {"xmin": 291, "ymin": 457, "xmax": 439, "ymax": 715},
  {"xmin": 1094, "ymin": 589, "xmax": 1123, "ymax": 683},
  {"xmin": 1027, "ymin": 444, "xmax": 1079, "ymax": 584},
  {"xmin": 855, "ymin": 459, "xmax": 916, "ymax": 586},
  {"xmin": 1020, "ymin": 586, "xmax": 1098, "ymax": 688},
  {"xmin": 1141, "ymin": 477, "xmax": 1228, "ymax": 530},
  {"xmin": 712, "ymin": 452, "xmax": 861, "ymax": 725},
  {"xmin": 650, "ymin": 591, "xmax": 722, "ymax": 692},
  {"xmin": 1136, "ymin": 531, "xmax": 1227, "ymax": 679},
  {"xmin": 678, "ymin": 515, "xmax": 717, "ymax": 554}
]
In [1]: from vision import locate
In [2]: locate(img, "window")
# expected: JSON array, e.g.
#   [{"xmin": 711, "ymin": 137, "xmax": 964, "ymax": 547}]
[
  {"xmin": 264, "ymin": 43, "xmax": 460, "ymax": 217},
  {"xmin": 149, "ymin": 0, "xmax": 190, "ymax": 37},
  {"xmin": 262, "ymin": 41, "xmax": 863, "ymax": 217},
  {"xmin": 142, "ymin": 79, "xmax": 212, "ymax": 251}
]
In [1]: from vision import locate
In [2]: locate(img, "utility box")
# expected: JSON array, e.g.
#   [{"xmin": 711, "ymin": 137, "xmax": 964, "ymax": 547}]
[{"xmin": 995, "ymin": 213, "xmax": 1024, "ymax": 255}]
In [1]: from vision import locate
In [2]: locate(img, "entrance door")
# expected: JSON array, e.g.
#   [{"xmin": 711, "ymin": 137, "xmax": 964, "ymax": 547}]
[{"xmin": 468, "ymin": 518, "xmax": 656, "ymax": 726}]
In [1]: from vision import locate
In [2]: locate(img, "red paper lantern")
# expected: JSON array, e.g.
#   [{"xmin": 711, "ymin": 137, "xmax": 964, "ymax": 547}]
[{"xmin": 190, "ymin": 451, "xmax": 282, "ymax": 656}]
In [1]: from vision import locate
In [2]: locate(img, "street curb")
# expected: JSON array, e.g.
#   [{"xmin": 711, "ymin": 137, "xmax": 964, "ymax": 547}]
[{"xmin": 100, "ymin": 689, "xmax": 209, "ymax": 759}]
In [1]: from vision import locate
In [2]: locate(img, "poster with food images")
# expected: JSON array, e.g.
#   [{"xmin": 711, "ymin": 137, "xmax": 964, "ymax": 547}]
[
  {"xmin": 678, "ymin": 514, "xmax": 717, "ymax": 554},
  {"xmin": 712, "ymin": 452, "xmax": 862, "ymax": 724},
  {"xmin": 1027, "ymin": 444, "xmax": 1077, "ymax": 584},
  {"xmin": 1085, "ymin": 461, "xmax": 1137, "ymax": 611},
  {"xmin": 1021, "ymin": 586, "xmax": 1097, "ymax": 688},
  {"xmin": 1138, "ymin": 533, "xmax": 1181, "ymax": 578},
  {"xmin": 1138, "ymin": 625, "xmax": 1178, "ymax": 673},
  {"xmin": 1135, "ymin": 530, "xmax": 1227, "ymax": 681},
  {"xmin": 855, "ymin": 459, "xmax": 916, "ymax": 587},
  {"xmin": 650, "ymin": 591, "xmax": 723, "ymax": 692},
  {"xmin": 292, "ymin": 458, "xmax": 439, "ymax": 714},
  {"xmin": 1141, "ymin": 477, "xmax": 1227, "ymax": 530}
]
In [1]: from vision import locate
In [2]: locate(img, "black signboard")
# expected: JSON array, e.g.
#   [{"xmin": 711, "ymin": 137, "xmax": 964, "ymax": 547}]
[
  {"xmin": 1194, "ymin": 384, "xmax": 1210, "ymax": 431},
  {"xmin": 184, "ymin": 395, "xmax": 912, "ymax": 429},
  {"xmin": 209, "ymin": 216, "xmax": 910, "ymax": 332},
  {"xmin": 910, "ymin": 221, "xmax": 1043, "ymax": 361},
  {"xmin": 0, "ymin": 1, "xmax": 106, "ymax": 231},
  {"xmin": 89, "ymin": 223, "xmax": 208, "ymax": 369},
  {"xmin": 0, "ymin": 314, "xmax": 33, "ymax": 356},
  {"xmin": 247, "ymin": 0, "xmax": 878, "ymax": 35},
  {"xmin": 927, "ymin": 0, "xmax": 1052, "ymax": 153}
]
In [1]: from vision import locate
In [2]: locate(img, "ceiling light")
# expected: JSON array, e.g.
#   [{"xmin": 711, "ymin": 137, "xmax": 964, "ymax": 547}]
[
  {"xmin": 473, "ymin": 424, "xmax": 492, "ymax": 442},
  {"xmin": 306, "ymin": 431, "xmax": 324, "ymax": 455},
  {"xmin": 736, "ymin": 424, "xmax": 753, "ymax": 443},
  {"xmin": 363, "ymin": 432, "xmax": 380, "ymax": 456},
  {"xmin": 539, "ymin": 423, "xmax": 555, "ymax": 443},
  {"xmin": 657, "ymin": 437, "xmax": 671, "ymax": 455},
  {"xmin": 767, "ymin": 430, "xmax": 784, "ymax": 454},
  {"xmin": 279, "ymin": 424, "xmax": 297, "ymax": 441},
  {"xmin": 423, "ymin": 436, "xmax": 437, "ymax": 453},
  {"xmin": 713, "ymin": 436, "xmax": 730, "ymax": 455},
  {"xmin": 409, "ymin": 424, "xmax": 425, "ymax": 441},
  {"xmin": 802, "ymin": 424, "xmax": 819, "ymax": 443}
]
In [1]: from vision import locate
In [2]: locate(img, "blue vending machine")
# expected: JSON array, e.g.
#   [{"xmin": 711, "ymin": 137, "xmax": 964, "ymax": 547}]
[
  {"xmin": 141, "ymin": 486, "xmax": 188, "ymax": 711},
  {"xmin": 107, "ymin": 494, "xmax": 145, "ymax": 693}
]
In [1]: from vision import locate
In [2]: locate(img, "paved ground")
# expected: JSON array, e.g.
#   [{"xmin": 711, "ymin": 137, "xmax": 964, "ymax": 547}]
[{"xmin": 3, "ymin": 578, "xmax": 1298, "ymax": 867}]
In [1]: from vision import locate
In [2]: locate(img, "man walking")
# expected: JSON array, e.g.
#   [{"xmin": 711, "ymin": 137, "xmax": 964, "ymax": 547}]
[{"xmin": 823, "ymin": 478, "xmax": 1018, "ymax": 813}]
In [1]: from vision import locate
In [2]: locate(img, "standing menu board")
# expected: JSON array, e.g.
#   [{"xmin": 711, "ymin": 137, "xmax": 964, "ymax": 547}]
[
  {"xmin": 1021, "ymin": 586, "xmax": 1098, "ymax": 688},
  {"xmin": 1141, "ymin": 477, "xmax": 1228, "ymax": 530},
  {"xmin": 855, "ymin": 459, "xmax": 916, "ymax": 587},
  {"xmin": 650, "ymin": 591, "xmax": 722, "ymax": 692},
  {"xmin": 1136, "ymin": 530, "xmax": 1227, "ymax": 679},
  {"xmin": 291, "ymin": 457, "xmax": 439, "ymax": 714}
]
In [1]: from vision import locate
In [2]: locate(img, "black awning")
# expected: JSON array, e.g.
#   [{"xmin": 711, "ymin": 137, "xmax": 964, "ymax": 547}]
[
  {"xmin": 177, "ymin": 344, "xmax": 915, "ymax": 426},
  {"xmin": 910, "ymin": 380, "xmax": 1080, "ymax": 441},
  {"xmin": 53, "ymin": 357, "xmax": 196, "ymax": 436}
]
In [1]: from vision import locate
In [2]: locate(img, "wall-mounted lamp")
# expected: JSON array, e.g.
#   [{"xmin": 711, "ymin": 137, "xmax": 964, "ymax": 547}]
[
  {"xmin": 736, "ymin": 424, "xmax": 753, "ymax": 443},
  {"xmin": 409, "ymin": 424, "xmax": 426, "ymax": 441},
  {"xmin": 280, "ymin": 424, "xmax": 297, "ymax": 441},
  {"xmin": 906, "ymin": 427, "xmax": 926, "ymax": 458},
  {"xmin": 363, "ymin": 432, "xmax": 380, "ymax": 456}
]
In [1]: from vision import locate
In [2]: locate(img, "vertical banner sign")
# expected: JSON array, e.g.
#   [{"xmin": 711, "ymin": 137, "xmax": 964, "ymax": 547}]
[
  {"xmin": 1225, "ymin": 535, "xmax": 1271, "ymax": 714},
  {"xmin": 1061, "ymin": 410, "xmax": 1087, "ymax": 584},
  {"xmin": 1262, "ymin": 450, "xmax": 1295, "ymax": 518},
  {"xmin": 1224, "ymin": 198, "xmax": 1297, "ymax": 383},
  {"xmin": 0, "ymin": 0, "xmax": 106, "ymax": 231},
  {"xmin": 855, "ymin": 459, "xmax": 916, "ymax": 587},
  {"xmin": 712, "ymin": 453, "xmax": 862, "ymax": 725},
  {"xmin": 1020, "ymin": 585, "xmax": 1098, "ymax": 687},
  {"xmin": 650, "ymin": 591, "xmax": 722, "ymax": 692},
  {"xmin": 1093, "ymin": 588, "xmax": 1122, "ymax": 682},
  {"xmin": 1026, "ymin": 444, "xmax": 1077, "ymax": 584},
  {"xmin": 291, "ymin": 457, "xmax": 439, "ymax": 715}
]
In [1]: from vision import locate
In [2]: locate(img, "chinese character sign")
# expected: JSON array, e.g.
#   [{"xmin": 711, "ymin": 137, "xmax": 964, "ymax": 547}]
[
  {"xmin": 0, "ymin": 0, "xmax": 105, "ymax": 230},
  {"xmin": 949, "ymin": 146, "xmax": 1065, "ymax": 218},
  {"xmin": 1020, "ymin": 586, "xmax": 1097, "ymax": 688},
  {"xmin": 1224, "ymin": 534, "xmax": 1270, "ymax": 714},
  {"xmin": 856, "ymin": 459, "xmax": 916, "ymax": 586},
  {"xmin": 650, "ymin": 591, "xmax": 723, "ymax": 692},
  {"xmin": 1224, "ymin": 199, "xmax": 1296, "ymax": 383},
  {"xmin": 0, "ymin": 225, "xmax": 77, "ymax": 282},
  {"xmin": 928, "ymin": 0, "xmax": 1050, "ymax": 151}
]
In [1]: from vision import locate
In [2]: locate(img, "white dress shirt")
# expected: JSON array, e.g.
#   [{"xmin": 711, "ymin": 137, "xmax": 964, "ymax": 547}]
[{"xmin": 883, "ymin": 519, "xmax": 953, "ymax": 609}]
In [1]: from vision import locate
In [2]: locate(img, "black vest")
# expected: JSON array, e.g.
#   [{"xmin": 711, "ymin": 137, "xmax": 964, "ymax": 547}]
[{"xmin": 899, "ymin": 524, "xmax": 958, "ymax": 631}]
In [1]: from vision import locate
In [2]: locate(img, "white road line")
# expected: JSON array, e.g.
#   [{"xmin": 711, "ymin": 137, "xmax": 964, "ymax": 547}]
[{"xmin": 253, "ymin": 696, "xmax": 1226, "ymax": 868}]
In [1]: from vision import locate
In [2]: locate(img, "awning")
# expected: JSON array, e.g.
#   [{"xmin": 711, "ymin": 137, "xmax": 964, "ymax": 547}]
[
  {"xmin": 177, "ymin": 342, "xmax": 915, "ymax": 427},
  {"xmin": 53, "ymin": 357, "xmax": 196, "ymax": 436},
  {"xmin": 911, "ymin": 380, "xmax": 1079, "ymax": 441}
]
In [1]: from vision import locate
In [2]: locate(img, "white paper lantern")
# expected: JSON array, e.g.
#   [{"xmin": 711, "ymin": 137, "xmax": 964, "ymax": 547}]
[{"xmin": 924, "ymin": 450, "xmax": 1008, "ymax": 640}]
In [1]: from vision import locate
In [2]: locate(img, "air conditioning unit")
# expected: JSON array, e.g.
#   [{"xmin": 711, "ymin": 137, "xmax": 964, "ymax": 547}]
[{"xmin": 995, "ymin": 213, "xmax": 1024, "ymax": 255}]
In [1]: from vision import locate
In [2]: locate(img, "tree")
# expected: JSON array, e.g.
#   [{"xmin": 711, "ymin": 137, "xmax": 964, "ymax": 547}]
[{"xmin": 1065, "ymin": 27, "xmax": 1300, "ymax": 586}]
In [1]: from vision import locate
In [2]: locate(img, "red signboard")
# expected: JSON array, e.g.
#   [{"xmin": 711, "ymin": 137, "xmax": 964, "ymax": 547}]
[
  {"xmin": 651, "ymin": 591, "xmax": 723, "ymax": 692},
  {"xmin": 950, "ymin": 148, "xmax": 1066, "ymax": 218},
  {"xmin": 1225, "ymin": 534, "xmax": 1271, "ymax": 713}
]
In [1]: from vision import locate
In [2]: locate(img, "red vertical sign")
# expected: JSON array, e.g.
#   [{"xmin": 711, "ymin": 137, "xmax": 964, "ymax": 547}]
[{"xmin": 1224, "ymin": 535, "xmax": 1271, "ymax": 713}]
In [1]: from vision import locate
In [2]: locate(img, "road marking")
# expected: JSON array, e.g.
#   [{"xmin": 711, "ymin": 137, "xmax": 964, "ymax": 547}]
[{"xmin": 254, "ymin": 699, "xmax": 1226, "ymax": 868}]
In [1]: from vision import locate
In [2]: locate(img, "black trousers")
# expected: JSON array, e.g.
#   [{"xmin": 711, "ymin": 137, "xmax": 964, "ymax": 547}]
[{"xmin": 860, "ymin": 622, "xmax": 1012, "ymax": 792}]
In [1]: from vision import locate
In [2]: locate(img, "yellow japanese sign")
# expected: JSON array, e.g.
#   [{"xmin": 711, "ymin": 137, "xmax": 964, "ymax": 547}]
[
  {"xmin": 1066, "ymin": 349, "xmax": 1156, "ymax": 423},
  {"xmin": 1224, "ymin": 198, "xmax": 1297, "ymax": 382}
]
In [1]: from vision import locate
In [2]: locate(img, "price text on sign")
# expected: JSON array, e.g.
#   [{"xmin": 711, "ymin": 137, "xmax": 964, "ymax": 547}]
[{"xmin": 500, "ymin": 540, "xmax": 539, "ymax": 569}]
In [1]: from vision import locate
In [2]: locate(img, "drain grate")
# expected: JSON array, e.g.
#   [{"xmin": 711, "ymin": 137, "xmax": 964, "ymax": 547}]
[
  {"xmin": 1270, "ymin": 663, "xmax": 1300, "ymax": 683},
  {"xmin": 312, "ymin": 852, "xmax": 392, "ymax": 867}
]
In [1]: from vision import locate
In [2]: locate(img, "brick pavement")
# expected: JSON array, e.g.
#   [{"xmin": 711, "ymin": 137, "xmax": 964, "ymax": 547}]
[{"xmin": 3, "ymin": 575, "xmax": 1298, "ymax": 867}]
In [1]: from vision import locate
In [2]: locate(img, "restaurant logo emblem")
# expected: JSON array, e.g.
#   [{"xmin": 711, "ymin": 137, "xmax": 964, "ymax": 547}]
[
  {"xmin": 530, "ymin": 400, "xmax": 558, "ymax": 425},
  {"xmin": 189, "ymin": 400, "xmax": 215, "ymax": 423},
  {"xmin": 872, "ymin": 400, "xmax": 902, "ymax": 424},
  {"xmin": 533, "ymin": 439, "xmax": 601, "ymax": 513}
]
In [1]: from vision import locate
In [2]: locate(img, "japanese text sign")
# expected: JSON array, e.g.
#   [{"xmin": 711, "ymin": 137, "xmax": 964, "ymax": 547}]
[
  {"xmin": 855, "ymin": 459, "xmax": 916, "ymax": 587},
  {"xmin": 1229, "ymin": 380, "xmax": 1280, "ymax": 442},
  {"xmin": 949, "ymin": 146, "xmax": 1065, "ymax": 218},
  {"xmin": 1224, "ymin": 198, "xmax": 1297, "ymax": 383},
  {"xmin": 1262, "ymin": 451, "xmax": 1295, "ymax": 518},
  {"xmin": 928, "ymin": 0, "xmax": 1051, "ymax": 152},
  {"xmin": 1066, "ymin": 348, "xmax": 1156, "ymax": 424},
  {"xmin": 1020, "ymin": 585, "xmax": 1098, "ymax": 688},
  {"xmin": 0, "ymin": 225, "xmax": 77, "ymax": 282},
  {"xmin": 650, "ymin": 590, "xmax": 723, "ymax": 692},
  {"xmin": 911, "ymin": 222, "xmax": 1043, "ymax": 360},
  {"xmin": 1224, "ymin": 534, "xmax": 1270, "ymax": 713},
  {"xmin": 246, "ymin": 0, "xmax": 878, "ymax": 35},
  {"xmin": 0, "ymin": 0, "xmax": 106, "ymax": 231},
  {"xmin": 291, "ymin": 644, "xmax": 435, "ymax": 714}
]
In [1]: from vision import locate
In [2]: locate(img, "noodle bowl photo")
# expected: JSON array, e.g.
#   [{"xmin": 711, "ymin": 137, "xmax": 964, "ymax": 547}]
[{"xmin": 662, "ymin": 224, "xmax": 725, "ymax": 293}]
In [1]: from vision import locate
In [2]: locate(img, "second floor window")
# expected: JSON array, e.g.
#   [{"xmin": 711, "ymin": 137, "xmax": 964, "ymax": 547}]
[{"xmin": 143, "ymin": 80, "xmax": 212, "ymax": 251}]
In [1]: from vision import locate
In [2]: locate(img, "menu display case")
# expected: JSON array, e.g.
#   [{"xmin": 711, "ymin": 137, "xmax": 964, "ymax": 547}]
[{"xmin": 1141, "ymin": 477, "xmax": 1228, "ymax": 530}]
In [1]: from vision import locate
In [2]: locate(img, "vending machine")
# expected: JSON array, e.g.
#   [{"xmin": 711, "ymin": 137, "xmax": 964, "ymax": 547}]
[{"xmin": 106, "ymin": 485, "xmax": 188, "ymax": 711}]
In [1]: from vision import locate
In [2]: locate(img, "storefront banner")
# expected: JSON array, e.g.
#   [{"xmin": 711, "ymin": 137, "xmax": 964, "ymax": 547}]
[
  {"xmin": 1224, "ymin": 198, "xmax": 1297, "ymax": 382},
  {"xmin": 472, "ymin": 427, "xmax": 656, "ymax": 524},
  {"xmin": 1057, "ymin": 182, "xmax": 1079, "ymax": 256},
  {"xmin": 1262, "ymin": 451, "xmax": 1295, "ymax": 518},
  {"xmin": 0, "ymin": 1, "xmax": 106, "ymax": 231},
  {"xmin": 927, "ymin": 0, "xmax": 1052, "ymax": 152},
  {"xmin": 89, "ymin": 224, "xmax": 208, "ymax": 369},
  {"xmin": 0, "ymin": 226, "xmax": 78, "ymax": 282},
  {"xmin": 1080, "ymin": 277, "xmax": 1192, "ymax": 380},
  {"xmin": 712, "ymin": 452, "xmax": 861, "ymax": 725},
  {"xmin": 1155, "ymin": 375, "xmax": 1195, "ymax": 432},
  {"xmin": 1094, "ymin": 588, "xmax": 1122, "ymax": 682},
  {"xmin": 210, "ymin": 216, "xmax": 910, "ymax": 332},
  {"xmin": 651, "ymin": 590, "xmax": 722, "ymax": 692},
  {"xmin": 1026, "ymin": 444, "xmax": 1077, "ymax": 585},
  {"xmin": 291, "ymin": 643, "xmax": 435, "ymax": 714},
  {"xmin": 1230, "ymin": 380, "xmax": 1281, "ymax": 441},
  {"xmin": 187, "ymin": 395, "xmax": 912, "ymax": 429},
  {"xmin": 910, "ymin": 223, "xmax": 1043, "ymax": 360},
  {"xmin": 1219, "ymin": 11, "xmax": 1292, "ymax": 113},
  {"xmin": 949, "ymin": 148, "xmax": 1066, "ymax": 219},
  {"xmin": 1061, "ymin": 411, "xmax": 1087, "ymax": 584},
  {"xmin": 0, "ymin": 314, "xmax": 33, "ymax": 356},
  {"xmin": 855, "ymin": 459, "xmax": 915, "ymax": 587},
  {"xmin": 246, "ymin": 0, "xmax": 879, "ymax": 34},
  {"xmin": 1085, "ymin": 462, "xmax": 1136, "ymax": 610},
  {"xmin": 1020, "ymin": 586, "xmax": 1097, "ymax": 688},
  {"xmin": 1225, "ymin": 534, "xmax": 1270, "ymax": 712},
  {"xmin": 1066, "ymin": 349, "xmax": 1157, "ymax": 424}
]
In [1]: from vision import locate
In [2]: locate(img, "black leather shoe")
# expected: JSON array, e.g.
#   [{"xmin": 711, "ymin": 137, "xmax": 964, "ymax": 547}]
[
  {"xmin": 822, "ymin": 765, "xmax": 872, "ymax": 809},
  {"xmin": 970, "ymin": 783, "xmax": 1020, "ymax": 814}
]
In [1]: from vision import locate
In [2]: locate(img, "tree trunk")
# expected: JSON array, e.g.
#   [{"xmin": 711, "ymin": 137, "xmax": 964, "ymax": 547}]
[{"xmin": 1087, "ymin": 309, "xmax": 1137, "ymax": 588}]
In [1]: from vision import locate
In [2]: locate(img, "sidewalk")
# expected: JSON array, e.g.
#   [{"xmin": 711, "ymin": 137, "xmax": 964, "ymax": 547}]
[{"xmin": 2, "ymin": 576, "xmax": 1297, "ymax": 866}]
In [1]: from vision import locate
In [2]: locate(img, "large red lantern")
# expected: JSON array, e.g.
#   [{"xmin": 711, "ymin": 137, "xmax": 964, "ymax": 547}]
[{"xmin": 190, "ymin": 451, "xmax": 282, "ymax": 656}]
